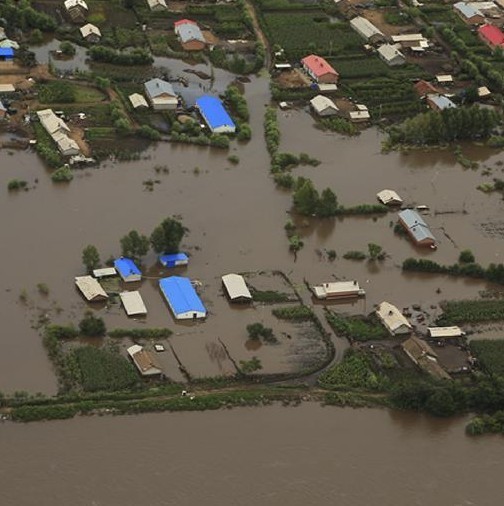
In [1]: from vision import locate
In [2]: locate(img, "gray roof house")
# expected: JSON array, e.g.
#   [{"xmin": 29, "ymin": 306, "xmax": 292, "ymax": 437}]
[
  {"xmin": 398, "ymin": 209, "xmax": 436, "ymax": 247},
  {"xmin": 426, "ymin": 94, "xmax": 457, "ymax": 112},
  {"xmin": 377, "ymin": 44, "xmax": 406, "ymax": 66},
  {"xmin": 144, "ymin": 78, "xmax": 178, "ymax": 110}
]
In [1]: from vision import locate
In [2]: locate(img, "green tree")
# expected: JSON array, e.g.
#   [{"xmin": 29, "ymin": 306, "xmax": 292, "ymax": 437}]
[
  {"xmin": 317, "ymin": 188, "xmax": 339, "ymax": 217},
  {"xmin": 459, "ymin": 249, "xmax": 475, "ymax": 263},
  {"xmin": 82, "ymin": 245, "xmax": 101, "ymax": 274},
  {"xmin": 79, "ymin": 312, "xmax": 106, "ymax": 337},
  {"xmin": 368, "ymin": 243, "xmax": 384, "ymax": 260},
  {"xmin": 120, "ymin": 230, "xmax": 149, "ymax": 262},
  {"xmin": 150, "ymin": 217, "xmax": 187, "ymax": 254},
  {"xmin": 293, "ymin": 178, "xmax": 319, "ymax": 215},
  {"xmin": 59, "ymin": 41, "xmax": 76, "ymax": 56},
  {"xmin": 425, "ymin": 389, "xmax": 457, "ymax": 417}
]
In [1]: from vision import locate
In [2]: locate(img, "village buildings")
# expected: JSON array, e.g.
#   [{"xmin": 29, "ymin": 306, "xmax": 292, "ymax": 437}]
[
  {"xmin": 127, "ymin": 345, "xmax": 163, "ymax": 376},
  {"xmin": 64, "ymin": 0, "xmax": 88, "ymax": 23},
  {"xmin": 377, "ymin": 189, "xmax": 403, "ymax": 206},
  {"xmin": 426, "ymin": 94, "xmax": 457, "ymax": 112},
  {"xmin": 146, "ymin": 0, "xmax": 167, "ymax": 11},
  {"xmin": 114, "ymin": 258, "xmax": 142, "ymax": 283},
  {"xmin": 128, "ymin": 93, "xmax": 149, "ymax": 110},
  {"xmin": 453, "ymin": 2, "xmax": 485, "ymax": 25},
  {"xmin": 376, "ymin": 301, "xmax": 413, "ymax": 336},
  {"xmin": 312, "ymin": 281, "xmax": 365, "ymax": 300},
  {"xmin": 309, "ymin": 95, "xmax": 339, "ymax": 117},
  {"xmin": 36, "ymin": 109, "xmax": 80, "ymax": 156},
  {"xmin": 222, "ymin": 274, "xmax": 252, "ymax": 303},
  {"xmin": 159, "ymin": 276, "xmax": 207, "ymax": 320},
  {"xmin": 144, "ymin": 78, "xmax": 178, "ymax": 110},
  {"xmin": 195, "ymin": 96, "xmax": 236, "ymax": 133},
  {"xmin": 478, "ymin": 24, "xmax": 504, "ymax": 49},
  {"xmin": 401, "ymin": 336, "xmax": 451, "ymax": 380},
  {"xmin": 377, "ymin": 44, "xmax": 406, "ymax": 66},
  {"xmin": 174, "ymin": 19, "xmax": 206, "ymax": 51},
  {"xmin": 80, "ymin": 23, "xmax": 101, "ymax": 43},
  {"xmin": 75, "ymin": 276, "xmax": 108, "ymax": 302},
  {"xmin": 301, "ymin": 54, "xmax": 339, "ymax": 84},
  {"xmin": 119, "ymin": 291, "xmax": 147, "ymax": 317},
  {"xmin": 398, "ymin": 209, "xmax": 436, "ymax": 247},
  {"xmin": 350, "ymin": 16, "xmax": 386, "ymax": 44}
]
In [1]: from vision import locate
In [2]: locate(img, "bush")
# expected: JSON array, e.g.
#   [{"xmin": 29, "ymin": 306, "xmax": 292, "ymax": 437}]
[
  {"xmin": 136, "ymin": 125, "xmax": 161, "ymax": 141},
  {"xmin": 79, "ymin": 313, "xmax": 106, "ymax": 337},
  {"xmin": 251, "ymin": 289, "xmax": 291, "ymax": 303},
  {"xmin": 38, "ymin": 82, "xmax": 76, "ymax": 104},
  {"xmin": 343, "ymin": 250, "xmax": 366, "ymax": 261},
  {"xmin": 246, "ymin": 322, "xmax": 276, "ymax": 343},
  {"xmin": 108, "ymin": 328, "xmax": 172, "ymax": 339},
  {"xmin": 51, "ymin": 166, "xmax": 74, "ymax": 183},
  {"xmin": 59, "ymin": 41, "xmax": 76, "ymax": 56},
  {"xmin": 459, "ymin": 249, "xmax": 475, "ymax": 263},
  {"xmin": 272, "ymin": 306, "xmax": 313, "ymax": 321},
  {"xmin": 237, "ymin": 123, "xmax": 251, "ymax": 141},
  {"xmin": 7, "ymin": 179, "xmax": 28, "ymax": 191},
  {"xmin": 326, "ymin": 311, "xmax": 387, "ymax": 341}
]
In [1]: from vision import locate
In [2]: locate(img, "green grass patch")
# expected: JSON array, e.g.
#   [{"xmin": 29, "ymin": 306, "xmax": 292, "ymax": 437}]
[
  {"xmin": 470, "ymin": 340, "xmax": 504, "ymax": 377},
  {"xmin": 437, "ymin": 299, "xmax": 504, "ymax": 325},
  {"xmin": 108, "ymin": 328, "xmax": 173, "ymax": 339},
  {"xmin": 326, "ymin": 311, "xmax": 387, "ymax": 341},
  {"xmin": 251, "ymin": 289, "xmax": 292, "ymax": 303},
  {"xmin": 272, "ymin": 305, "xmax": 314, "ymax": 321}
]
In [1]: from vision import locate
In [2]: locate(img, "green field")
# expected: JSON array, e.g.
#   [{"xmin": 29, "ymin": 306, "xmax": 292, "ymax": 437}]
[
  {"xmin": 437, "ymin": 300, "xmax": 504, "ymax": 325},
  {"xmin": 470, "ymin": 340, "xmax": 504, "ymax": 377}
]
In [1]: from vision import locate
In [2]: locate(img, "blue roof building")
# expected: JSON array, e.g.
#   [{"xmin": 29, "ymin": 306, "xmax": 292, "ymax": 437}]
[
  {"xmin": 114, "ymin": 257, "xmax": 142, "ymax": 282},
  {"xmin": 159, "ymin": 253, "xmax": 189, "ymax": 268},
  {"xmin": 398, "ymin": 209, "xmax": 436, "ymax": 247},
  {"xmin": 159, "ymin": 276, "xmax": 207, "ymax": 320},
  {"xmin": 195, "ymin": 95, "xmax": 236, "ymax": 134},
  {"xmin": 0, "ymin": 48, "xmax": 14, "ymax": 60}
]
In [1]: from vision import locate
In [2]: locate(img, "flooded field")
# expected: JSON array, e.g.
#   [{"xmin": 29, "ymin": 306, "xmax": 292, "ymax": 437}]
[{"xmin": 1, "ymin": 404, "xmax": 503, "ymax": 506}]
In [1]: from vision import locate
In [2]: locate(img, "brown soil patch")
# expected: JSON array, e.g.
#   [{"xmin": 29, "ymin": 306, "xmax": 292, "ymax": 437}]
[
  {"xmin": 202, "ymin": 30, "xmax": 220, "ymax": 46},
  {"xmin": 274, "ymin": 69, "xmax": 311, "ymax": 89},
  {"xmin": 68, "ymin": 126, "xmax": 91, "ymax": 157},
  {"xmin": 363, "ymin": 10, "xmax": 415, "ymax": 37}
]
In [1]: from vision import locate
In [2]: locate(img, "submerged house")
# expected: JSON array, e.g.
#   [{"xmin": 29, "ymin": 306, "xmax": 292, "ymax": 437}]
[
  {"xmin": 402, "ymin": 336, "xmax": 451, "ymax": 380},
  {"xmin": 144, "ymin": 78, "xmax": 178, "ymax": 110},
  {"xmin": 312, "ymin": 281, "xmax": 365, "ymax": 300},
  {"xmin": 119, "ymin": 291, "xmax": 147, "ymax": 316},
  {"xmin": 398, "ymin": 209, "xmax": 436, "ymax": 247},
  {"xmin": 159, "ymin": 276, "xmax": 207, "ymax": 320},
  {"xmin": 376, "ymin": 301, "xmax": 412, "ymax": 336},
  {"xmin": 301, "ymin": 54, "xmax": 339, "ymax": 84},
  {"xmin": 75, "ymin": 276, "xmax": 108, "ymax": 302},
  {"xmin": 222, "ymin": 273, "xmax": 252, "ymax": 303},
  {"xmin": 310, "ymin": 95, "xmax": 339, "ymax": 117},
  {"xmin": 114, "ymin": 257, "xmax": 142, "ymax": 283},
  {"xmin": 174, "ymin": 19, "xmax": 206, "ymax": 51},
  {"xmin": 127, "ymin": 345, "xmax": 163, "ymax": 377},
  {"xmin": 159, "ymin": 253, "xmax": 189, "ymax": 268},
  {"xmin": 36, "ymin": 109, "xmax": 80, "ymax": 156},
  {"xmin": 80, "ymin": 23, "xmax": 101, "ymax": 43},
  {"xmin": 377, "ymin": 189, "xmax": 403, "ymax": 206},
  {"xmin": 64, "ymin": 0, "xmax": 88, "ymax": 23},
  {"xmin": 195, "ymin": 96, "xmax": 235, "ymax": 134}
]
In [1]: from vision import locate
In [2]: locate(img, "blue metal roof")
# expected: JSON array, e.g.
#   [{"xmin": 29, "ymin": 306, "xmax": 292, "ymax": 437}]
[
  {"xmin": 398, "ymin": 209, "xmax": 436, "ymax": 243},
  {"xmin": 114, "ymin": 257, "xmax": 141, "ymax": 277},
  {"xmin": 0, "ymin": 48, "xmax": 14, "ymax": 58},
  {"xmin": 195, "ymin": 95, "xmax": 235, "ymax": 131},
  {"xmin": 159, "ymin": 253, "xmax": 189, "ymax": 267},
  {"xmin": 159, "ymin": 276, "xmax": 206, "ymax": 316},
  {"xmin": 454, "ymin": 2, "xmax": 481, "ymax": 19}
]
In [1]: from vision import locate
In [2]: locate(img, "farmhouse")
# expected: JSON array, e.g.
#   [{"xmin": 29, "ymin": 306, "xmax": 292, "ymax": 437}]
[
  {"xmin": 147, "ymin": 0, "xmax": 167, "ymax": 11},
  {"xmin": 414, "ymin": 80, "xmax": 438, "ymax": 98},
  {"xmin": 174, "ymin": 19, "xmax": 206, "ymax": 51},
  {"xmin": 159, "ymin": 276, "xmax": 207, "ymax": 320},
  {"xmin": 398, "ymin": 209, "xmax": 436, "ymax": 247},
  {"xmin": 144, "ymin": 78, "xmax": 178, "ymax": 110},
  {"xmin": 350, "ymin": 16, "xmax": 386, "ymax": 44},
  {"xmin": 222, "ymin": 273, "xmax": 252, "ymax": 303},
  {"xmin": 159, "ymin": 253, "xmax": 189, "ymax": 268},
  {"xmin": 114, "ymin": 257, "xmax": 142, "ymax": 283},
  {"xmin": 377, "ymin": 189, "xmax": 403, "ymax": 206},
  {"xmin": 309, "ymin": 95, "xmax": 339, "ymax": 117},
  {"xmin": 478, "ymin": 24, "xmax": 504, "ymax": 49},
  {"xmin": 64, "ymin": 0, "xmax": 88, "ymax": 23},
  {"xmin": 301, "ymin": 54, "xmax": 339, "ymax": 84},
  {"xmin": 80, "ymin": 23, "xmax": 101, "ymax": 43},
  {"xmin": 377, "ymin": 44, "xmax": 406, "ymax": 66},
  {"xmin": 428, "ymin": 326, "xmax": 465, "ymax": 339},
  {"xmin": 426, "ymin": 94, "xmax": 456, "ymax": 112},
  {"xmin": 36, "ymin": 109, "xmax": 80, "ymax": 156},
  {"xmin": 376, "ymin": 301, "xmax": 413, "ymax": 336},
  {"xmin": 127, "ymin": 345, "xmax": 163, "ymax": 377},
  {"xmin": 312, "ymin": 281, "xmax": 365, "ymax": 300},
  {"xmin": 75, "ymin": 276, "xmax": 108, "ymax": 302},
  {"xmin": 0, "ymin": 47, "xmax": 15, "ymax": 64},
  {"xmin": 128, "ymin": 93, "xmax": 149, "ymax": 109},
  {"xmin": 402, "ymin": 336, "xmax": 451, "ymax": 380},
  {"xmin": 119, "ymin": 291, "xmax": 147, "ymax": 316},
  {"xmin": 454, "ymin": 2, "xmax": 484, "ymax": 25},
  {"xmin": 195, "ymin": 95, "xmax": 236, "ymax": 134}
]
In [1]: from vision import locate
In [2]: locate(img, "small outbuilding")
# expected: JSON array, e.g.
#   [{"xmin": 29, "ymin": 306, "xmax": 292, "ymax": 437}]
[
  {"xmin": 127, "ymin": 345, "xmax": 163, "ymax": 376},
  {"xmin": 159, "ymin": 253, "xmax": 189, "ymax": 268},
  {"xmin": 377, "ymin": 44, "xmax": 405, "ymax": 66},
  {"xmin": 174, "ymin": 19, "xmax": 206, "ymax": 51},
  {"xmin": 114, "ymin": 257, "xmax": 142, "ymax": 283},
  {"xmin": 428, "ymin": 326, "xmax": 465, "ymax": 339},
  {"xmin": 350, "ymin": 16, "xmax": 386, "ymax": 44},
  {"xmin": 478, "ymin": 86, "xmax": 491, "ymax": 98},
  {"xmin": 376, "ymin": 301, "xmax": 413, "ymax": 336},
  {"xmin": 377, "ymin": 189, "xmax": 403, "ymax": 206},
  {"xmin": 310, "ymin": 95, "xmax": 339, "ymax": 117},
  {"xmin": 301, "ymin": 54, "xmax": 339, "ymax": 84},
  {"xmin": 0, "ymin": 84, "xmax": 15, "ymax": 93},
  {"xmin": 119, "ymin": 291, "xmax": 147, "ymax": 316},
  {"xmin": 312, "ymin": 281, "xmax": 365, "ymax": 300},
  {"xmin": 0, "ymin": 47, "xmax": 15, "ymax": 63},
  {"xmin": 128, "ymin": 93, "xmax": 149, "ymax": 109},
  {"xmin": 435, "ymin": 74, "xmax": 454, "ymax": 85},
  {"xmin": 398, "ymin": 209, "xmax": 436, "ymax": 247},
  {"xmin": 64, "ymin": 0, "xmax": 88, "ymax": 23},
  {"xmin": 195, "ymin": 95, "xmax": 235, "ymax": 134},
  {"xmin": 159, "ymin": 276, "xmax": 207, "ymax": 320},
  {"xmin": 426, "ymin": 94, "xmax": 456, "ymax": 112},
  {"xmin": 144, "ymin": 78, "xmax": 178, "ymax": 110},
  {"xmin": 147, "ymin": 0, "xmax": 167, "ymax": 11},
  {"xmin": 222, "ymin": 273, "xmax": 252, "ymax": 303},
  {"xmin": 75, "ymin": 275, "xmax": 108, "ymax": 302},
  {"xmin": 414, "ymin": 80, "xmax": 439, "ymax": 98},
  {"xmin": 349, "ymin": 104, "xmax": 370, "ymax": 122},
  {"xmin": 80, "ymin": 23, "xmax": 101, "ymax": 43},
  {"xmin": 93, "ymin": 267, "xmax": 117, "ymax": 278}
]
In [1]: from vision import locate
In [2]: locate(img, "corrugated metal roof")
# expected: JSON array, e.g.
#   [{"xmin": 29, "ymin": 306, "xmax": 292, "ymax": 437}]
[
  {"xmin": 159, "ymin": 253, "xmax": 189, "ymax": 267},
  {"xmin": 0, "ymin": 84, "xmax": 15, "ymax": 92},
  {"xmin": 478, "ymin": 24, "xmax": 504, "ymax": 46},
  {"xmin": 147, "ymin": 0, "xmax": 167, "ymax": 9},
  {"xmin": 120, "ymin": 291, "xmax": 147, "ymax": 316},
  {"xmin": 222, "ymin": 274, "xmax": 252, "ymax": 301},
  {"xmin": 196, "ymin": 95, "xmax": 235, "ymax": 131},
  {"xmin": 175, "ymin": 20, "xmax": 205, "ymax": 44},
  {"xmin": 310, "ymin": 95, "xmax": 338, "ymax": 114},
  {"xmin": 93, "ymin": 267, "xmax": 117, "ymax": 278},
  {"xmin": 376, "ymin": 301, "xmax": 412, "ymax": 334},
  {"xmin": 454, "ymin": 1, "xmax": 482, "ymax": 18},
  {"xmin": 114, "ymin": 258, "xmax": 141, "ymax": 278},
  {"xmin": 0, "ymin": 47, "xmax": 14, "ymax": 58},
  {"xmin": 144, "ymin": 78, "xmax": 175, "ymax": 99},
  {"xmin": 313, "ymin": 281, "xmax": 363, "ymax": 299},
  {"xmin": 64, "ymin": 0, "xmax": 88, "ymax": 10},
  {"xmin": 391, "ymin": 34, "xmax": 425, "ymax": 42},
  {"xmin": 350, "ymin": 16, "xmax": 384, "ymax": 40},
  {"xmin": 428, "ymin": 326, "xmax": 464, "ymax": 338},
  {"xmin": 37, "ymin": 109, "xmax": 71, "ymax": 135},
  {"xmin": 75, "ymin": 276, "xmax": 108, "ymax": 301},
  {"xmin": 129, "ymin": 93, "xmax": 148, "ymax": 108},
  {"xmin": 377, "ymin": 44, "xmax": 405, "ymax": 64},
  {"xmin": 127, "ymin": 345, "xmax": 162, "ymax": 375},
  {"xmin": 301, "ymin": 54, "xmax": 338, "ymax": 78},
  {"xmin": 398, "ymin": 209, "xmax": 436, "ymax": 243},
  {"xmin": 377, "ymin": 189, "xmax": 403, "ymax": 205},
  {"xmin": 80, "ymin": 24, "xmax": 101, "ymax": 38},
  {"xmin": 159, "ymin": 276, "xmax": 206, "ymax": 316},
  {"xmin": 427, "ymin": 93, "xmax": 456, "ymax": 111}
]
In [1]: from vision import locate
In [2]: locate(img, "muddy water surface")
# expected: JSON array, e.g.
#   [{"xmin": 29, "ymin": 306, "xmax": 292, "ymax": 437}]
[{"xmin": 1, "ymin": 404, "xmax": 503, "ymax": 506}]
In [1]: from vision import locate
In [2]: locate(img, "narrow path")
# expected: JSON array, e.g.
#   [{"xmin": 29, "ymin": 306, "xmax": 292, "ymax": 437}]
[{"xmin": 244, "ymin": 0, "xmax": 271, "ymax": 70}]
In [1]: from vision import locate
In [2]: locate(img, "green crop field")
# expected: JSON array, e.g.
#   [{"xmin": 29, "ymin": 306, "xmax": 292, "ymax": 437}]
[{"xmin": 470, "ymin": 340, "xmax": 504, "ymax": 377}]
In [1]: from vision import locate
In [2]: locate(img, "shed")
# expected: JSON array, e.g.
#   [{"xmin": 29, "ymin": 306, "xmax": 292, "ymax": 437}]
[
  {"xmin": 478, "ymin": 86, "xmax": 491, "ymax": 98},
  {"xmin": 159, "ymin": 276, "xmax": 207, "ymax": 319},
  {"xmin": 349, "ymin": 104, "xmax": 370, "ymax": 122},
  {"xmin": 402, "ymin": 336, "xmax": 451, "ymax": 380},
  {"xmin": 426, "ymin": 94, "xmax": 456, "ymax": 112},
  {"xmin": 80, "ymin": 23, "xmax": 101, "ymax": 43},
  {"xmin": 310, "ymin": 95, "xmax": 339, "ymax": 117},
  {"xmin": 435, "ymin": 74, "xmax": 454, "ymax": 85},
  {"xmin": 128, "ymin": 93, "xmax": 149, "ymax": 109},
  {"xmin": 454, "ymin": 2, "xmax": 484, "ymax": 25},
  {"xmin": 377, "ymin": 44, "xmax": 405, "ymax": 66},
  {"xmin": 119, "ymin": 291, "xmax": 147, "ymax": 316},
  {"xmin": 37, "ymin": 109, "xmax": 71, "ymax": 136},
  {"xmin": 174, "ymin": 19, "xmax": 206, "ymax": 51},
  {"xmin": 428, "ymin": 326, "xmax": 465, "ymax": 339},
  {"xmin": 301, "ymin": 54, "xmax": 339, "ymax": 84},
  {"xmin": 317, "ymin": 83, "xmax": 338, "ymax": 92},
  {"xmin": 144, "ymin": 78, "xmax": 178, "ymax": 110},
  {"xmin": 377, "ymin": 189, "xmax": 403, "ymax": 206},
  {"xmin": 398, "ymin": 209, "xmax": 436, "ymax": 247},
  {"xmin": 195, "ymin": 95, "xmax": 235, "ymax": 134},
  {"xmin": 376, "ymin": 301, "xmax": 412, "ymax": 336},
  {"xmin": 127, "ymin": 345, "xmax": 163, "ymax": 376},
  {"xmin": 350, "ymin": 16, "xmax": 386, "ymax": 44},
  {"xmin": 75, "ymin": 276, "xmax": 108, "ymax": 302},
  {"xmin": 114, "ymin": 257, "xmax": 142, "ymax": 282},
  {"xmin": 147, "ymin": 0, "xmax": 167, "ymax": 11},
  {"xmin": 159, "ymin": 253, "xmax": 189, "ymax": 268},
  {"xmin": 0, "ymin": 47, "xmax": 15, "ymax": 62},
  {"xmin": 0, "ymin": 84, "xmax": 15, "ymax": 93},
  {"xmin": 93, "ymin": 267, "xmax": 117, "ymax": 278},
  {"xmin": 222, "ymin": 273, "xmax": 252, "ymax": 302},
  {"xmin": 312, "ymin": 281, "xmax": 365, "ymax": 300}
]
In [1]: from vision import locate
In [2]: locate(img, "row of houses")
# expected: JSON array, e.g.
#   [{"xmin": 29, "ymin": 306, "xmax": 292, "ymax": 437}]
[{"xmin": 36, "ymin": 109, "xmax": 81, "ymax": 156}]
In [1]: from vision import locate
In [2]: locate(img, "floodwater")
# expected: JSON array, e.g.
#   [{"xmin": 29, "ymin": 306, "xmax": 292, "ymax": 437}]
[
  {"xmin": 1, "ymin": 404, "xmax": 503, "ymax": 506},
  {"xmin": 3, "ymin": 54, "xmax": 504, "ymax": 391}
]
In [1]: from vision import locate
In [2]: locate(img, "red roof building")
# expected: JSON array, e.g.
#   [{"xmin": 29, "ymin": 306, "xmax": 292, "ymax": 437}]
[
  {"xmin": 174, "ymin": 19, "xmax": 197, "ymax": 28},
  {"xmin": 301, "ymin": 54, "xmax": 339, "ymax": 84},
  {"xmin": 478, "ymin": 24, "xmax": 504, "ymax": 48},
  {"xmin": 413, "ymin": 80, "xmax": 439, "ymax": 98}
]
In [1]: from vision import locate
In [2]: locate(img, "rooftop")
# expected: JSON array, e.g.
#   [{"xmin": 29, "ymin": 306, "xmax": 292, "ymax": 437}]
[
  {"xmin": 144, "ymin": 78, "xmax": 176, "ymax": 99},
  {"xmin": 114, "ymin": 257, "xmax": 141, "ymax": 278},
  {"xmin": 159, "ymin": 276, "xmax": 206, "ymax": 316},
  {"xmin": 195, "ymin": 95, "xmax": 235, "ymax": 131},
  {"xmin": 478, "ymin": 24, "xmax": 504, "ymax": 46},
  {"xmin": 398, "ymin": 209, "xmax": 436, "ymax": 243},
  {"xmin": 301, "ymin": 54, "xmax": 338, "ymax": 78}
]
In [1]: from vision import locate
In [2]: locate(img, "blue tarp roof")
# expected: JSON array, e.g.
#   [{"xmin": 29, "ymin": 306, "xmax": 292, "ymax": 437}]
[
  {"xmin": 159, "ymin": 276, "xmax": 206, "ymax": 315},
  {"xmin": 159, "ymin": 253, "xmax": 188, "ymax": 265},
  {"xmin": 114, "ymin": 257, "xmax": 141, "ymax": 277},
  {"xmin": 195, "ymin": 95, "xmax": 235, "ymax": 130},
  {"xmin": 0, "ymin": 48, "xmax": 14, "ymax": 58}
]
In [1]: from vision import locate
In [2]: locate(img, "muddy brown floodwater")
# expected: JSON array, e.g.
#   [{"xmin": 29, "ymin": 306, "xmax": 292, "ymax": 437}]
[
  {"xmin": 2, "ymin": 70, "xmax": 504, "ymax": 393},
  {"xmin": 1, "ymin": 404, "xmax": 503, "ymax": 506}
]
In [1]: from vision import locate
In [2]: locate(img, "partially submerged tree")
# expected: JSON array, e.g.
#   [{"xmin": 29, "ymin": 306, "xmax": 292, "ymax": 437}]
[
  {"xmin": 79, "ymin": 312, "xmax": 106, "ymax": 337},
  {"xmin": 368, "ymin": 243, "xmax": 384, "ymax": 261},
  {"xmin": 120, "ymin": 230, "xmax": 149, "ymax": 262},
  {"xmin": 150, "ymin": 217, "xmax": 187, "ymax": 254},
  {"xmin": 82, "ymin": 245, "xmax": 101, "ymax": 274}
]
